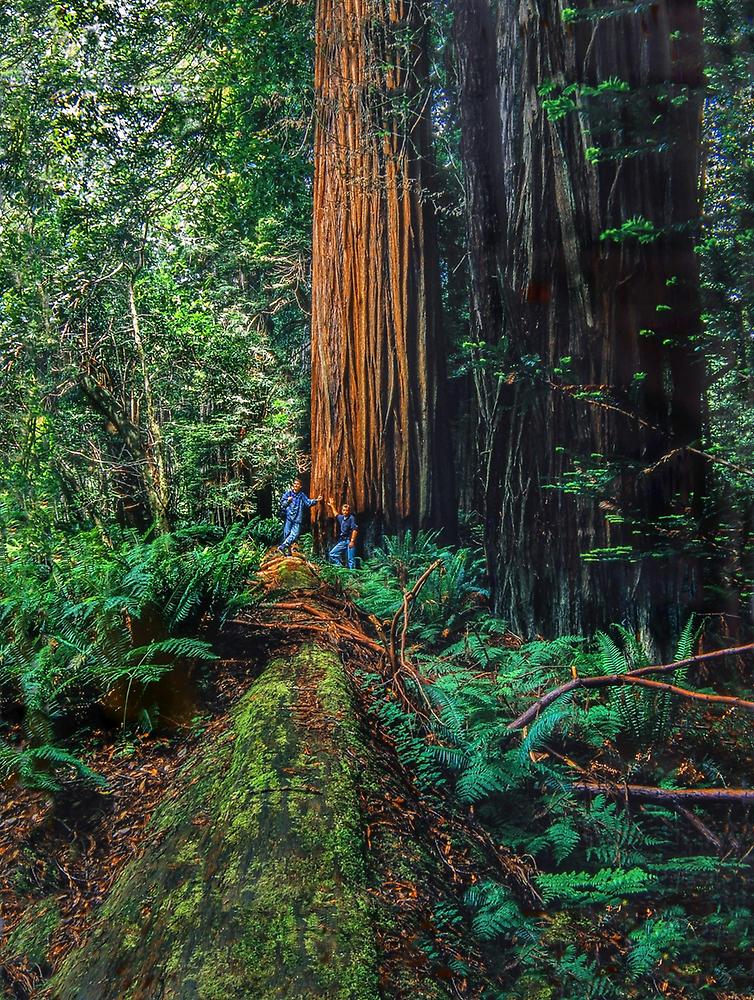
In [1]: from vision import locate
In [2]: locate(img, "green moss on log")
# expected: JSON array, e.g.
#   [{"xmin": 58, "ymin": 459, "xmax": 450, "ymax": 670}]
[
  {"xmin": 46, "ymin": 645, "xmax": 379, "ymax": 1000},
  {"xmin": 274, "ymin": 556, "xmax": 320, "ymax": 591}
]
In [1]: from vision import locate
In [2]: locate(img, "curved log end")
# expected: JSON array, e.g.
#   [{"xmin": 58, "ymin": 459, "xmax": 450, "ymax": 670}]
[{"xmin": 260, "ymin": 548, "xmax": 322, "ymax": 594}]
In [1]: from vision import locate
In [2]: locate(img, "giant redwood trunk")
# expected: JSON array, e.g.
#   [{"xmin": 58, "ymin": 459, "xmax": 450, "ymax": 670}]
[
  {"xmin": 455, "ymin": 0, "xmax": 706, "ymax": 645},
  {"xmin": 311, "ymin": 0, "xmax": 455, "ymax": 542}
]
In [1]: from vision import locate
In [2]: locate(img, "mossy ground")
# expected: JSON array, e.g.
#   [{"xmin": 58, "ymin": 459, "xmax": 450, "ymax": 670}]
[
  {"xmin": 2, "ymin": 899, "xmax": 61, "ymax": 972},
  {"xmin": 45, "ymin": 645, "xmax": 379, "ymax": 1000},
  {"xmin": 269, "ymin": 555, "xmax": 320, "ymax": 592}
]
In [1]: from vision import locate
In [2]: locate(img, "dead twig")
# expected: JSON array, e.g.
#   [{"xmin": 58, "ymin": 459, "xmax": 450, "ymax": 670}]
[
  {"xmin": 385, "ymin": 559, "xmax": 445, "ymax": 722},
  {"xmin": 388, "ymin": 558, "xmax": 444, "ymax": 668},
  {"xmin": 543, "ymin": 747, "xmax": 734, "ymax": 851},
  {"xmin": 675, "ymin": 806, "xmax": 725, "ymax": 852}
]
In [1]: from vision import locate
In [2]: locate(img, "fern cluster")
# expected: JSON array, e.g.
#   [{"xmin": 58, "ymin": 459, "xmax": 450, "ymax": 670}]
[
  {"xmin": 0, "ymin": 518, "xmax": 263, "ymax": 791},
  {"xmin": 354, "ymin": 533, "xmax": 754, "ymax": 998},
  {"xmin": 343, "ymin": 530, "xmax": 488, "ymax": 647}
]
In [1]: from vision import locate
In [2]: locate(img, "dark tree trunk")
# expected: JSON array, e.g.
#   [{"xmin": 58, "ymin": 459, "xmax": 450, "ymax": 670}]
[
  {"xmin": 455, "ymin": 0, "xmax": 706, "ymax": 647},
  {"xmin": 310, "ymin": 0, "xmax": 456, "ymax": 544},
  {"xmin": 453, "ymin": 373, "xmax": 486, "ymax": 516}
]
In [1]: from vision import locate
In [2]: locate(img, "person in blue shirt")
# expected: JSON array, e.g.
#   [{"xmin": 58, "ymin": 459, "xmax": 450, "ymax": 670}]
[
  {"xmin": 278, "ymin": 478, "xmax": 322, "ymax": 556},
  {"xmin": 326, "ymin": 497, "xmax": 358, "ymax": 569}
]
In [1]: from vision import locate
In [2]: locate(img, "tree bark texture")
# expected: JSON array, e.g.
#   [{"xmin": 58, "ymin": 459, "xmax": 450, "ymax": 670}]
[
  {"xmin": 311, "ymin": 0, "xmax": 455, "ymax": 542},
  {"xmin": 455, "ymin": 0, "xmax": 706, "ymax": 645}
]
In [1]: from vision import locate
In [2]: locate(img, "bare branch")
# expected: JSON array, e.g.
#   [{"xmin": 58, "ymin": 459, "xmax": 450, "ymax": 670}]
[
  {"xmin": 574, "ymin": 782, "xmax": 754, "ymax": 804},
  {"xmin": 388, "ymin": 559, "xmax": 444, "ymax": 669},
  {"xmin": 507, "ymin": 642, "xmax": 754, "ymax": 732}
]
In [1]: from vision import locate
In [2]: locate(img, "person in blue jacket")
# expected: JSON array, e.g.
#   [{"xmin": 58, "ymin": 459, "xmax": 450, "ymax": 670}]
[
  {"xmin": 326, "ymin": 497, "xmax": 358, "ymax": 569},
  {"xmin": 278, "ymin": 478, "xmax": 322, "ymax": 556}
]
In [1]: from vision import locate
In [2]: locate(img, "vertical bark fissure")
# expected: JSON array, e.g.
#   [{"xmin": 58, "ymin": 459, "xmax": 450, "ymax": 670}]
[{"xmin": 311, "ymin": 0, "xmax": 455, "ymax": 543}]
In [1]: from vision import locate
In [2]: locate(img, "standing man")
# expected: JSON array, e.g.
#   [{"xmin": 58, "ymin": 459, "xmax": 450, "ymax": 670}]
[
  {"xmin": 278, "ymin": 478, "xmax": 322, "ymax": 556},
  {"xmin": 326, "ymin": 497, "xmax": 358, "ymax": 569}
]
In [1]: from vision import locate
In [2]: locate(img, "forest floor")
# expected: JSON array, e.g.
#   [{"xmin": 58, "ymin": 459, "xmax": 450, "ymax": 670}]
[{"xmin": 0, "ymin": 550, "xmax": 520, "ymax": 999}]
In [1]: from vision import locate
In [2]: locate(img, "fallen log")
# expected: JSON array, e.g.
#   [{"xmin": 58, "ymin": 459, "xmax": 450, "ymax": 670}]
[{"xmin": 43, "ymin": 646, "xmax": 382, "ymax": 1000}]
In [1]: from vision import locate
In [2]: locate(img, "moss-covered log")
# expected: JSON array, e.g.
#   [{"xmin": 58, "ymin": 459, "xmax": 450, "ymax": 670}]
[{"xmin": 45, "ymin": 645, "xmax": 380, "ymax": 1000}]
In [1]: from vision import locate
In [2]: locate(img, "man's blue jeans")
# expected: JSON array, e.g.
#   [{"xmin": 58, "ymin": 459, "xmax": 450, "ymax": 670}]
[
  {"xmin": 282, "ymin": 517, "xmax": 302, "ymax": 549},
  {"xmin": 329, "ymin": 539, "xmax": 356, "ymax": 569}
]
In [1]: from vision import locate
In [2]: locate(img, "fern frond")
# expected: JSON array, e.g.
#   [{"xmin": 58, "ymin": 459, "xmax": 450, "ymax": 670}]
[
  {"xmin": 130, "ymin": 637, "xmax": 218, "ymax": 662},
  {"xmin": 595, "ymin": 630, "xmax": 629, "ymax": 675}
]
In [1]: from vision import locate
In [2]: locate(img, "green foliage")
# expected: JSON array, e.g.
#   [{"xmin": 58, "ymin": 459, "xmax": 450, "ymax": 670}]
[
  {"xmin": 0, "ymin": 0, "xmax": 751, "ymax": 995},
  {"xmin": 0, "ymin": 0, "xmax": 311, "ymax": 533},
  {"xmin": 405, "ymin": 611, "xmax": 750, "ymax": 992},
  {"xmin": 599, "ymin": 215, "xmax": 660, "ymax": 244},
  {"xmin": 348, "ymin": 532, "xmax": 753, "ymax": 996},
  {"xmin": 248, "ymin": 515, "xmax": 285, "ymax": 548},
  {"xmin": 0, "ymin": 516, "xmax": 262, "ymax": 790},
  {"xmin": 0, "ymin": 741, "xmax": 106, "ymax": 793},
  {"xmin": 113, "ymin": 523, "xmax": 263, "ymax": 630},
  {"xmin": 560, "ymin": 1, "xmax": 655, "ymax": 23},
  {"xmin": 626, "ymin": 911, "xmax": 688, "ymax": 978},
  {"xmin": 695, "ymin": 0, "xmax": 754, "ymax": 607},
  {"xmin": 345, "ymin": 531, "xmax": 487, "ymax": 647},
  {"xmin": 464, "ymin": 883, "xmax": 533, "ymax": 942},
  {"xmin": 535, "ymin": 867, "xmax": 656, "ymax": 906},
  {"xmin": 538, "ymin": 77, "xmax": 630, "ymax": 121},
  {"xmin": 368, "ymin": 530, "xmax": 445, "ymax": 585}
]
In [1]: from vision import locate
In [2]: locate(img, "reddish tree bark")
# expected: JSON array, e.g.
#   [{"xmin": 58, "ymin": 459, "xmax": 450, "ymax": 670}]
[{"xmin": 310, "ymin": 0, "xmax": 455, "ymax": 543}]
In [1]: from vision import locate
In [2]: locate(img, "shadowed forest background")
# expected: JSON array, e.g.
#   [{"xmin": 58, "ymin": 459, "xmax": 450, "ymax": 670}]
[{"xmin": 2, "ymin": 0, "xmax": 754, "ymax": 997}]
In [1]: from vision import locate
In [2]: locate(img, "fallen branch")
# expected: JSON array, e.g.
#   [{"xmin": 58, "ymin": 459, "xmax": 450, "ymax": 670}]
[
  {"xmin": 229, "ymin": 617, "xmax": 385, "ymax": 655},
  {"xmin": 507, "ymin": 642, "xmax": 754, "ymax": 732},
  {"xmin": 388, "ymin": 559, "xmax": 444, "ymax": 669},
  {"xmin": 574, "ymin": 782, "xmax": 754, "ymax": 804},
  {"xmin": 385, "ymin": 560, "xmax": 445, "ymax": 723},
  {"xmin": 544, "ymin": 748, "xmax": 732, "ymax": 850},
  {"xmin": 629, "ymin": 643, "xmax": 754, "ymax": 679},
  {"xmin": 615, "ymin": 675, "xmax": 754, "ymax": 713}
]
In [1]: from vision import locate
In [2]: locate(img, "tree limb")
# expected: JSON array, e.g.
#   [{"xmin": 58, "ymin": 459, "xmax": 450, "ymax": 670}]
[
  {"xmin": 573, "ymin": 782, "xmax": 754, "ymax": 804},
  {"xmin": 615, "ymin": 675, "xmax": 754, "ymax": 713},
  {"xmin": 506, "ymin": 642, "xmax": 754, "ymax": 732},
  {"xmin": 548, "ymin": 379, "xmax": 754, "ymax": 481},
  {"xmin": 388, "ymin": 559, "xmax": 444, "ymax": 669},
  {"xmin": 675, "ymin": 805, "xmax": 725, "ymax": 851}
]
